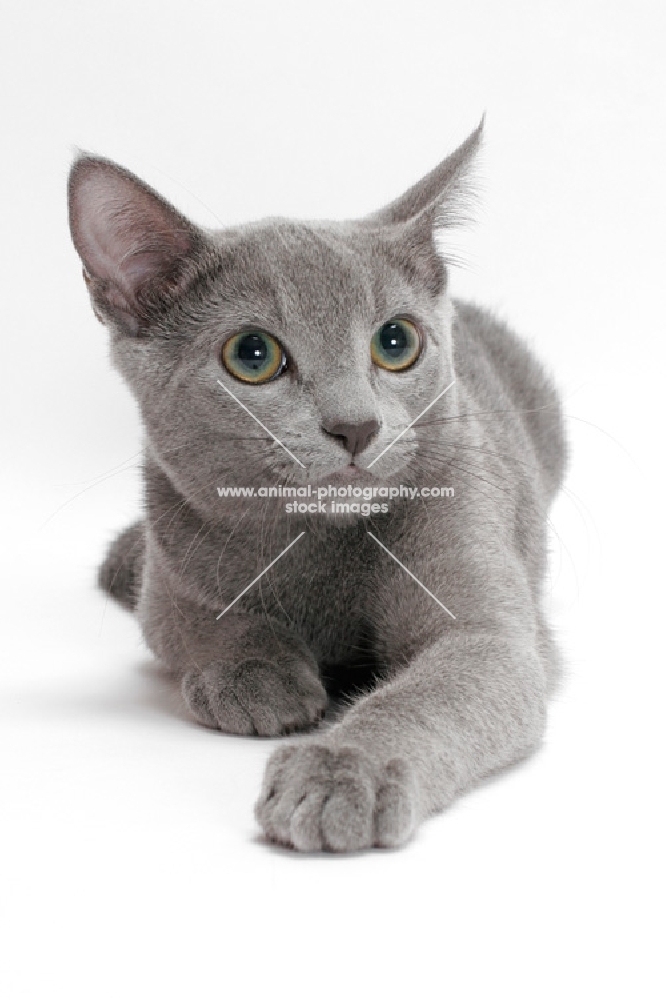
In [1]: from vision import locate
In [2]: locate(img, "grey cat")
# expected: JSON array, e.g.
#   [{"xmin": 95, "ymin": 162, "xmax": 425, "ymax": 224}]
[{"xmin": 68, "ymin": 121, "xmax": 566, "ymax": 852}]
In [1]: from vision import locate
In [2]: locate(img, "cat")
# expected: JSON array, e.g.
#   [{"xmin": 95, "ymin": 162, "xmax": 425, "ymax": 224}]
[{"xmin": 68, "ymin": 120, "xmax": 566, "ymax": 852}]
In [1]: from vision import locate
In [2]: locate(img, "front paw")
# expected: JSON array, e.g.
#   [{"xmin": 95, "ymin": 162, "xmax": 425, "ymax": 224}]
[
  {"xmin": 181, "ymin": 658, "xmax": 327, "ymax": 736},
  {"xmin": 255, "ymin": 745, "xmax": 418, "ymax": 852}
]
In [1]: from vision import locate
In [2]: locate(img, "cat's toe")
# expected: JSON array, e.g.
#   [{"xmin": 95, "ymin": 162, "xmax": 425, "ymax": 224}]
[
  {"xmin": 181, "ymin": 668, "xmax": 223, "ymax": 730},
  {"xmin": 255, "ymin": 745, "xmax": 330, "ymax": 848},
  {"xmin": 318, "ymin": 752, "xmax": 376, "ymax": 852},
  {"xmin": 373, "ymin": 758, "xmax": 419, "ymax": 848}
]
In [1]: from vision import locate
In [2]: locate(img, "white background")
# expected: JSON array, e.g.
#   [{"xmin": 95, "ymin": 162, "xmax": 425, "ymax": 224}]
[{"xmin": 1, "ymin": 1, "xmax": 664, "ymax": 997}]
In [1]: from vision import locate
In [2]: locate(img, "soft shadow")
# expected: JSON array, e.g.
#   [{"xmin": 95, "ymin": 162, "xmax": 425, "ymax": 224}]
[
  {"xmin": 250, "ymin": 830, "xmax": 412, "ymax": 861},
  {"xmin": 14, "ymin": 658, "xmax": 195, "ymax": 728},
  {"xmin": 133, "ymin": 660, "xmax": 195, "ymax": 724}
]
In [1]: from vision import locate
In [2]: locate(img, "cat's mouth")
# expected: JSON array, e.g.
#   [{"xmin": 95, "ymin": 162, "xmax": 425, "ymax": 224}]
[{"xmin": 309, "ymin": 463, "xmax": 376, "ymax": 488}]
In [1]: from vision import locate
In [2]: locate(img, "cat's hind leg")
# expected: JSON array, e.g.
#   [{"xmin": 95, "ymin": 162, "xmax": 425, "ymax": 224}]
[{"xmin": 97, "ymin": 520, "xmax": 145, "ymax": 611}]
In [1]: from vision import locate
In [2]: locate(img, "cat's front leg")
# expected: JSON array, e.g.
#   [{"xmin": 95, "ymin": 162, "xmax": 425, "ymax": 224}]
[
  {"xmin": 140, "ymin": 592, "xmax": 327, "ymax": 735},
  {"xmin": 255, "ymin": 631, "xmax": 547, "ymax": 850}
]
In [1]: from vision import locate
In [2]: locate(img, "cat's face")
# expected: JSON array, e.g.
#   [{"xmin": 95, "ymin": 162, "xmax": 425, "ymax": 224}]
[
  {"xmin": 68, "ymin": 124, "xmax": 481, "ymax": 516},
  {"xmin": 110, "ymin": 218, "xmax": 456, "ymax": 499}
]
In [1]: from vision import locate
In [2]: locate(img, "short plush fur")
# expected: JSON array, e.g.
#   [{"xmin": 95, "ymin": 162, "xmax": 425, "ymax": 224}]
[{"xmin": 68, "ymin": 122, "xmax": 566, "ymax": 851}]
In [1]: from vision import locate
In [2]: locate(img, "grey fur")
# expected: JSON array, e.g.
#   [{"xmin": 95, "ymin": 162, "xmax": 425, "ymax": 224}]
[{"xmin": 68, "ymin": 121, "xmax": 566, "ymax": 852}]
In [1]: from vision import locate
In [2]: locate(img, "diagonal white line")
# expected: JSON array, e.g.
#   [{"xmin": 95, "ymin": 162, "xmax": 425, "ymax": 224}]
[
  {"xmin": 217, "ymin": 379, "xmax": 306, "ymax": 468},
  {"xmin": 366, "ymin": 530, "xmax": 456, "ymax": 619},
  {"xmin": 366, "ymin": 378, "xmax": 456, "ymax": 468},
  {"xmin": 216, "ymin": 531, "xmax": 306, "ymax": 620}
]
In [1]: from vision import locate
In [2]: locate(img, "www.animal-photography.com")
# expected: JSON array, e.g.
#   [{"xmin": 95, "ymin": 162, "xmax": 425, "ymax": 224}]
[{"xmin": 1, "ymin": 2, "xmax": 663, "ymax": 998}]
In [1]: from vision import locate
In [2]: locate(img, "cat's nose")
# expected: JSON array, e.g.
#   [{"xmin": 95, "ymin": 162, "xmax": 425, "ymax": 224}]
[{"xmin": 322, "ymin": 418, "xmax": 380, "ymax": 457}]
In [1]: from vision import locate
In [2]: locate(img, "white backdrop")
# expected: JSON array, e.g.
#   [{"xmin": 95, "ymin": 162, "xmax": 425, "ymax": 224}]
[{"xmin": 1, "ymin": 2, "xmax": 664, "ymax": 997}]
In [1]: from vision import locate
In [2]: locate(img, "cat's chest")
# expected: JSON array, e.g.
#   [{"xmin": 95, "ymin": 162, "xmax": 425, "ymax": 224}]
[{"xmin": 238, "ymin": 527, "xmax": 373, "ymax": 662}]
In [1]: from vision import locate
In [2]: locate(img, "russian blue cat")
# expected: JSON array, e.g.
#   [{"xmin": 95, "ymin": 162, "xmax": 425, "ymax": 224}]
[{"xmin": 68, "ymin": 121, "xmax": 566, "ymax": 851}]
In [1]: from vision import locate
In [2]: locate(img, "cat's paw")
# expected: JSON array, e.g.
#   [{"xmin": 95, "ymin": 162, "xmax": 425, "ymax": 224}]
[
  {"xmin": 181, "ymin": 659, "xmax": 327, "ymax": 736},
  {"xmin": 255, "ymin": 744, "xmax": 418, "ymax": 852}
]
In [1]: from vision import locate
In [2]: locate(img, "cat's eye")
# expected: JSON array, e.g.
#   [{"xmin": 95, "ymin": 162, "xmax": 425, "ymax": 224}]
[
  {"xmin": 221, "ymin": 329, "xmax": 287, "ymax": 384},
  {"xmin": 371, "ymin": 318, "xmax": 421, "ymax": 372}
]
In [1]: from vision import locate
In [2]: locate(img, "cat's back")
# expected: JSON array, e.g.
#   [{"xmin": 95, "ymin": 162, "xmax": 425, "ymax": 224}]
[{"xmin": 452, "ymin": 299, "xmax": 567, "ymax": 499}]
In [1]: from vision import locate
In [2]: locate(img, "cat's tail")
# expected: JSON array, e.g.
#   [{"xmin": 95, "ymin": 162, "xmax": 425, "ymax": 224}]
[{"xmin": 98, "ymin": 519, "xmax": 145, "ymax": 611}]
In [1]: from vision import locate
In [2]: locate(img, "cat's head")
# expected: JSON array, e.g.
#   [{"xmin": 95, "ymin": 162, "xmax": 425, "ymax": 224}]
[{"xmin": 68, "ymin": 122, "xmax": 482, "ymax": 515}]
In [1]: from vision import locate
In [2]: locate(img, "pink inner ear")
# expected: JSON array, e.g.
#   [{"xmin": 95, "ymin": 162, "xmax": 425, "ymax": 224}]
[{"xmin": 69, "ymin": 159, "xmax": 196, "ymax": 312}]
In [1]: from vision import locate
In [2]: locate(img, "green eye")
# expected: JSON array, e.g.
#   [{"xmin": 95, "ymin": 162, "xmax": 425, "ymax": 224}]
[
  {"xmin": 221, "ymin": 330, "xmax": 286, "ymax": 384},
  {"xmin": 371, "ymin": 318, "xmax": 421, "ymax": 371}
]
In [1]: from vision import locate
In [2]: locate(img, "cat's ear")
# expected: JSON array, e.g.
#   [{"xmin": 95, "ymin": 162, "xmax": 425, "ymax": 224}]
[
  {"xmin": 68, "ymin": 155, "xmax": 205, "ymax": 334},
  {"xmin": 361, "ymin": 119, "xmax": 483, "ymax": 291},
  {"xmin": 365, "ymin": 118, "xmax": 483, "ymax": 230}
]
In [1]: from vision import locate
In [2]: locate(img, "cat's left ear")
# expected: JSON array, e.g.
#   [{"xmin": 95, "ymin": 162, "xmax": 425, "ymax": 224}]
[{"xmin": 361, "ymin": 118, "xmax": 483, "ymax": 288}]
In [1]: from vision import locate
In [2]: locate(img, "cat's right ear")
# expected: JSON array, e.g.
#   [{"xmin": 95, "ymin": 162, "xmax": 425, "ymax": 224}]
[{"xmin": 68, "ymin": 155, "xmax": 205, "ymax": 335}]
